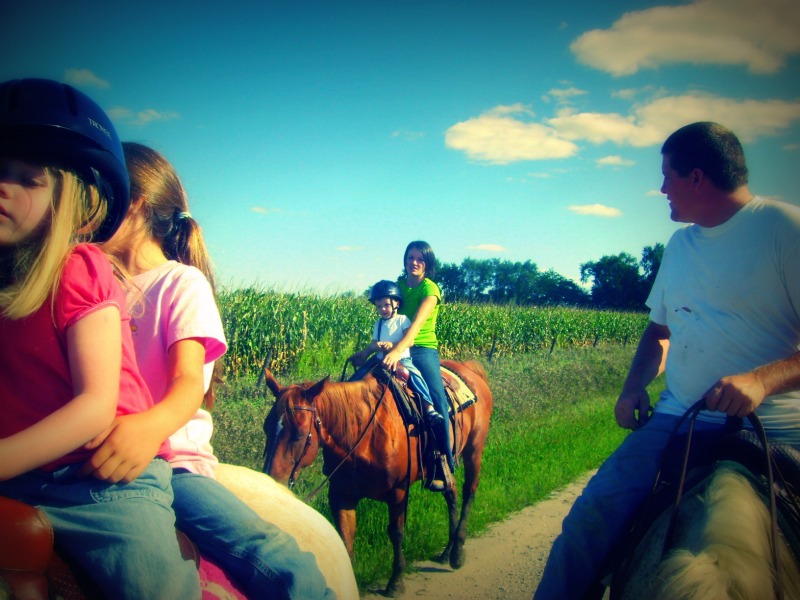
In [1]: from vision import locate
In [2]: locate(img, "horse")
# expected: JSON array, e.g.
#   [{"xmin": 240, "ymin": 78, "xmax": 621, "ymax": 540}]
[
  {"xmin": 215, "ymin": 463, "xmax": 359, "ymax": 600},
  {"xmin": 609, "ymin": 405, "xmax": 800, "ymax": 600},
  {"xmin": 260, "ymin": 359, "xmax": 493, "ymax": 596}
]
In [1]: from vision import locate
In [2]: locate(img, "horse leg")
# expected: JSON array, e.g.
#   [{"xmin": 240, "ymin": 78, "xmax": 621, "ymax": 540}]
[
  {"xmin": 384, "ymin": 495, "xmax": 409, "ymax": 597},
  {"xmin": 329, "ymin": 492, "xmax": 358, "ymax": 561},
  {"xmin": 435, "ymin": 486, "xmax": 460, "ymax": 564},
  {"xmin": 449, "ymin": 447, "xmax": 483, "ymax": 569}
]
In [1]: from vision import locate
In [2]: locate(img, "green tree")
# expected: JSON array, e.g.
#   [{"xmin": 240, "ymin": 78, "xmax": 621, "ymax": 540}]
[{"xmin": 580, "ymin": 252, "xmax": 646, "ymax": 310}]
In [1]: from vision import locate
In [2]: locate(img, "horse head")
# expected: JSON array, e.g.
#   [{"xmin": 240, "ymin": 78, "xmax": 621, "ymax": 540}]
[{"xmin": 262, "ymin": 369, "xmax": 329, "ymax": 489}]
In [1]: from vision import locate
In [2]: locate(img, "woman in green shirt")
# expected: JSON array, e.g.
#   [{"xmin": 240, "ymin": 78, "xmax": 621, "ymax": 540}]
[{"xmin": 382, "ymin": 241, "xmax": 452, "ymax": 490}]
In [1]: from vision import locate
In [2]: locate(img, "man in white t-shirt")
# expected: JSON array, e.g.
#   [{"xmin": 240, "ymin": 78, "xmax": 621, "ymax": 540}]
[{"xmin": 535, "ymin": 122, "xmax": 800, "ymax": 599}]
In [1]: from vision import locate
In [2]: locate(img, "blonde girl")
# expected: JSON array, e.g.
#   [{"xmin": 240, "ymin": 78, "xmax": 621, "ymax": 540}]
[{"xmin": 0, "ymin": 78, "xmax": 200, "ymax": 599}]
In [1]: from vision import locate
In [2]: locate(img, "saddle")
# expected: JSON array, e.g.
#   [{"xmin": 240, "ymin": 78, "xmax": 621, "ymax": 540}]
[{"xmin": 0, "ymin": 495, "xmax": 245, "ymax": 600}]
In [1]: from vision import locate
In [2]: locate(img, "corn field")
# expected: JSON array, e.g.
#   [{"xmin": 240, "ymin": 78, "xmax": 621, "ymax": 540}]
[{"xmin": 217, "ymin": 287, "xmax": 649, "ymax": 379}]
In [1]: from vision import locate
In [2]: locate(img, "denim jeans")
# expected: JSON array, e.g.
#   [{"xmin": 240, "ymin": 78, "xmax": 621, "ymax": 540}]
[
  {"xmin": 409, "ymin": 346, "xmax": 454, "ymax": 471},
  {"xmin": 400, "ymin": 357, "xmax": 435, "ymax": 410},
  {"xmin": 533, "ymin": 412, "xmax": 723, "ymax": 599},
  {"xmin": 171, "ymin": 470, "xmax": 334, "ymax": 600},
  {"xmin": 0, "ymin": 458, "xmax": 201, "ymax": 600}
]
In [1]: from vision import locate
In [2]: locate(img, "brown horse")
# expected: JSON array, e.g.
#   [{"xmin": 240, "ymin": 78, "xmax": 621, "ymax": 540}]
[{"xmin": 261, "ymin": 359, "xmax": 493, "ymax": 596}]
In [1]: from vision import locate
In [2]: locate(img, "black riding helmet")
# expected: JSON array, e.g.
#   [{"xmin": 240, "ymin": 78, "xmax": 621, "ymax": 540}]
[
  {"xmin": 0, "ymin": 78, "xmax": 130, "ymax": 242},
  {"xmin": 369, "ymin": 280, "xmax": 403, "ymax": 306}
]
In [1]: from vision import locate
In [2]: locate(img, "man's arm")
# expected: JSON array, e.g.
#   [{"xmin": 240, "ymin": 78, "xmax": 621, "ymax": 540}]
[
  {"xmin": 615, "ymin": 321, "xmax": 670, "ymax": 430},
  {"xmin": 704, "ymin": 351, "xmax": 800, "ymax": 418}
]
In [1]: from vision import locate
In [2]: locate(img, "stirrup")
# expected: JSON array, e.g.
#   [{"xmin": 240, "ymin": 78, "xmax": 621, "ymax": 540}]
[{"xmin": 425, "ymin": 452, "xmax": 455, "ymax": 492}]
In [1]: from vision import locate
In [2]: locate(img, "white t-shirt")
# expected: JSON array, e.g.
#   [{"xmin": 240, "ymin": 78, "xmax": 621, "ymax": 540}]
[
  {"xmin": 648, "ymin": 196, "xmax": 800, "ymax": 444},
  {"xmin": 373, "ymin": 313, "xmax": 412, "ymax": 359},
  {"xmin": 130, "ymin": 261, "xmax": 227, "ymax": 476}
]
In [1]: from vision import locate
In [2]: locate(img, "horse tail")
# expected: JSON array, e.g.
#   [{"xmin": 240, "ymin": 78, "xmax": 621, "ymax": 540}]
[
  {"xmin": 461, "ymin": 360, "xmax": 488, "ymax": 383},
  {"xmin": 652, "ymin": 466, "xmax": 797, "ymax": 600}
]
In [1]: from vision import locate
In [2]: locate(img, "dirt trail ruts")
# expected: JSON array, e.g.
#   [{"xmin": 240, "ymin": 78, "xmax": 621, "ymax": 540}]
[{"xmin": 360, "ymin": 471, "xmax": 594, "ymax": 600}]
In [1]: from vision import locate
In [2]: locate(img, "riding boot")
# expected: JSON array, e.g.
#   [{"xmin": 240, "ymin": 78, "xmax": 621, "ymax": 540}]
[{"xmin": 434, "ymin": 413, "xmax": 454, "ymax": 473}]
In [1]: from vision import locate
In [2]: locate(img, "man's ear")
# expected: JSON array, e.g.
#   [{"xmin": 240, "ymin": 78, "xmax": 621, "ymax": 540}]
[{"xmin": 690, "ymin": 168, "xmax": 705, "ymax": 189}]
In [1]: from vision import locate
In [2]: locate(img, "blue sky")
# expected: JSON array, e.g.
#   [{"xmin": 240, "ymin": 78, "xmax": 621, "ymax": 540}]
[{"xmin": 3, "ymin": 0, "xmax": 799, "ymax": 294}]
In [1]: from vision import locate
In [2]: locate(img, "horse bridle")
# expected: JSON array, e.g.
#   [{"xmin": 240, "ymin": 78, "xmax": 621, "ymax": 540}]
[
  {"xmin": 277, "ymin": 379, "xmax": 392, "ymax": 502},
  {"xmin": 284, "ymin": 403, "xmax": 322, "ymax": 490}
]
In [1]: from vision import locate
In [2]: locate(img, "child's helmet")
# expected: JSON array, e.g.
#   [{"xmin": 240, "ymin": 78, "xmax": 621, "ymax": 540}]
[
  {"xmin": 0, "ymin": 78, "xmax": 130, "ymax": 242},
  {"xmin": 369, "ymin": 280, "xmax": 403, "ymax": 306}
]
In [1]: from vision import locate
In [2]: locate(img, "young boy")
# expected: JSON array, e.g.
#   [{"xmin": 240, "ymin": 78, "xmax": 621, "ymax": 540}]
[{"xmin": 349, "ymin": 280, "xmax": 443, "ymax": 426}]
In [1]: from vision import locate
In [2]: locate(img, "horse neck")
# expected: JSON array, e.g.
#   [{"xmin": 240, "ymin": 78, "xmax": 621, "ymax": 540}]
[{"xmin": 314, "ymin": 378, "xmax": 384, "ymax": 453}]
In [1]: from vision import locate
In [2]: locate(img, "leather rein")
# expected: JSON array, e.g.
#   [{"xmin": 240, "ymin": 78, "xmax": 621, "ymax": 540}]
[{"xmin": 285, "ymin": 378, "xmax": 390, "ymax": 503}]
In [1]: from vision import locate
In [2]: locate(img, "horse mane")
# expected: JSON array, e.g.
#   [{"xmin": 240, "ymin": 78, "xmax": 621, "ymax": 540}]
[
  {"xmin": 649, "ymin": 465, "xmax": 800, "ymax": 600},
  {"xmin": 279, "ymin": 377, "xmax": 381, "ymax": 451}
]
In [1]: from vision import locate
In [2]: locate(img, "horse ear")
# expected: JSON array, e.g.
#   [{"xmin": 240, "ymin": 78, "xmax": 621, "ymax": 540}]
[
  {"xmin": 307, "ymin": 376, "xmax": 330, "ymax": 399},
  {"xmin": 262, "ymin": 369, "xmax": 284, "ymax": 399}
]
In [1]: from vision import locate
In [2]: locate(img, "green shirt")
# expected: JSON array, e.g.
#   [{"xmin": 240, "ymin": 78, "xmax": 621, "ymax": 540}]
[{"xmin": 398, "ymin": 277, "xmax": 441, "ymax": 348}]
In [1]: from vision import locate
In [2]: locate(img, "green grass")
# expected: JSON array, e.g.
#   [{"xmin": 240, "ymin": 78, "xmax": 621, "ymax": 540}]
[{"xmin": 211, "ymin": 345, "xmax": 665, "ymax": 591}]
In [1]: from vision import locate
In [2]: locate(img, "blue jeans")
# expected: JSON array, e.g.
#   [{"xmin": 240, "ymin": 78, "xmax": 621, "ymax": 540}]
[
  {"xmin": 400, "ymin": 357, "xmax": 435, "ymax": 410},
  {"xmin": 533, "ymin": 412, "xmax": 722, "ymax": 599},
  {"xmin": 171, "ymin": 470, "xmax": 334, "ymax": 600},
  {"xmin": 409, "ymin": 346, "xmax": 454, "ymax": 471},
  {"xmin": 0, "ymin": 459, "xmax": 200, "ymax": 600}
]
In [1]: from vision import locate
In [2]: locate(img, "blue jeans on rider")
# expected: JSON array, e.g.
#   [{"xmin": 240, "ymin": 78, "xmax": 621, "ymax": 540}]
[
  {"xmin": 0, "ymin": 458, "xmax": 201, "ymax": 600},
  {"xmin": 533, "ymin": 412, "xmax": 722, "ymax": 599},
  {"xmin": 409, "ymin": 345, "xmax": 454, "ymax": 472},
  {"xmin": 171, "ymin": 469, "xmax": 335, "ymax": 600}
]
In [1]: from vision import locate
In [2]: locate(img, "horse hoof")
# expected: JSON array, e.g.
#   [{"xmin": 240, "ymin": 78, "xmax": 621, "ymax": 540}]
[
  {"xmin": 450, "ymin": 546, "xmax": 465, "ymax": 570},
  {"xmin": 434, "ymin": 550, "xmax": 449, "ymax": 564},
  {"xmin": 384, "ymin": 580, "xmax": 404, "ymax": 597}
]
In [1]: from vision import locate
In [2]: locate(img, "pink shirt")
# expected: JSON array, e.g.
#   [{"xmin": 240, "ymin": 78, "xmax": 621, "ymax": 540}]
[
  {"xmin": 129, "ymin": 261, "xmax": 227, "ymax": 476},
  {"xmin": 0, "ymin": 244, "xmax": 171, "ymax": 471}
]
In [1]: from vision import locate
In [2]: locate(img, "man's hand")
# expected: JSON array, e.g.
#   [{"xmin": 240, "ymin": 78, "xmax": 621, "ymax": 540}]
[
  {"xmin": 615, "ymin": 388, "xmax": 651, "ymax": 430},
  {"xmin": 703, "ymin": 372, "xmax": 766, "ymax": 418}
]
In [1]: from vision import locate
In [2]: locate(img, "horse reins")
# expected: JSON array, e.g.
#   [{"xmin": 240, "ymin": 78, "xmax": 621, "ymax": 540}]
[
  {"xmin": 291, "ymin": 378, "xmax": 391, "ymax": 503},
  {"xmin": 662, "ymin": 399, "xmax": 783, "ymax": 600}
]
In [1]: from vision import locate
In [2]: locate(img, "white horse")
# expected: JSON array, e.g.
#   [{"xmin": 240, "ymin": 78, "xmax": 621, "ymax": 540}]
[
  {"xmin": 615, "ymin": 462, "xmax": 800, "ymax": 600},
  {"xmin": 215, "ymin": 463, "xmax": 359, "ymax": 600}
]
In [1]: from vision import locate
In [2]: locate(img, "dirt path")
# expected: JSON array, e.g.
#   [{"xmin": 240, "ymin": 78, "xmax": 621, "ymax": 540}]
[{"xmin": 360, "ymin": 471, "xmax": 594, "ymax": 600}]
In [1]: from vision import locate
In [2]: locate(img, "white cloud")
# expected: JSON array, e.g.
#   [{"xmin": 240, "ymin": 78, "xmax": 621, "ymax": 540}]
[
  {"xmin": 568, "ymin": 204, "xmax": 623, "ymax": 217},
  {"xmin": 546, "ymin": 87, "xmax": 588, "ymax": 104},
  {"xmin": 250, "ymin": 206, "xmax": 282, "ymax": 215},
  {"xmin": 107, "ymin": 107, "xmax": 181, "ymax": 127},
  {"xmin": 466, "ymin": 244, "xmax": 507, "ymax": 252},
  {"xmin": 391, "ymin": 130, "xmax": 425, "ymax": 141},
  {"xmin": 445, "ymin": 106, "xmax": 578, "ymax": 164},
  {"xmin": 447, "ymin": 93, "xmax": 800, "ymax": 164},
  {"xmin": 64, "ymin": 69, "xmax": 109, "ymax": 89},
  {"xmin": 337, "ymin": 246, "xmax": 364, "ymax": 252},
  {"xmin": 596, "ymin": 155, "xmax": 635, "ymax": 167},
  {"xmin": 549, "ymin": 93, "xmax": 800, "ymax": 146},
  {"xmin": 571, "ymin": 0, "xmax": 800, "ymax": 76}
]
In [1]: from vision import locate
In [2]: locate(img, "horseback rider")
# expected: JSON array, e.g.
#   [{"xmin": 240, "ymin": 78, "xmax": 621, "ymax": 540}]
[
  {"xmin": 348, "ymin": 279, "xmax": 450, "ymax": 491},
  {"xmin": 534, "ymin": 122, "xmax": 800, "ymax": 599}
]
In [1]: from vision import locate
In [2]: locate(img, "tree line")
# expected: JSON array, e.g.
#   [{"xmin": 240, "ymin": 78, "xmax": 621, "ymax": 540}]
[{"xmin": 435, "ymin": 243, "xmax": 664, "ymax": 312}]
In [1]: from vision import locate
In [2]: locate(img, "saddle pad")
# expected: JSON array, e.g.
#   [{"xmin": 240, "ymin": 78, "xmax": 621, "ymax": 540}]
[{"xmin": 440, "ymin": 366, "xmax": 477, "ymax": 413}]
